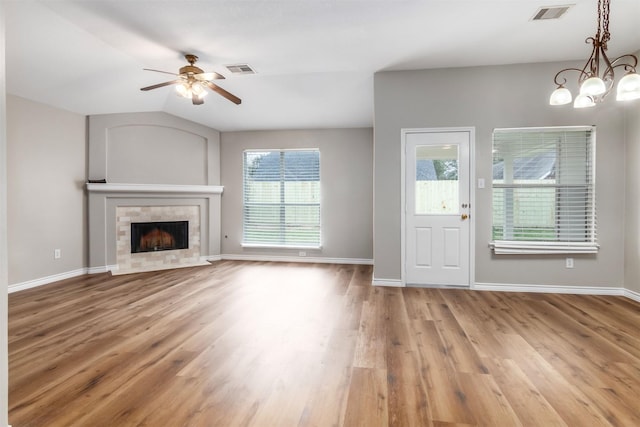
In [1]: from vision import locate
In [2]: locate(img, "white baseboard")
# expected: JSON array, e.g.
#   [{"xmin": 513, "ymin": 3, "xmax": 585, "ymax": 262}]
[
  {"xmin": 9, "ymin": 266, "xmax": 640, "ymax": 306},
  {"xmin": 8, "ymin": 268, "xmax": 88, "ymax": 294},
  {"xmin": 220, "ymin": 254, "xmax": 373, "ymax": 265},
  {"xmin": 87, "ymin": 265, "xmax": 109, "ymax": 274},
  {"xmin": 372, "ymin": 278, "xmax": 404, "ymax": 287},
  {"xmin": 87, "ymin": 264, "xmax": 118, "ymax": 274},
  {"xmin": 624, "ymin": 288, "xmax": 640, "ymax": 303},
  {"xmin": 201, "ymin": 255, "xmax": 222, "ymax": 263},
  {"xmin": 473, "ymin": 282, "xmax": 626, "ymax": 296}
]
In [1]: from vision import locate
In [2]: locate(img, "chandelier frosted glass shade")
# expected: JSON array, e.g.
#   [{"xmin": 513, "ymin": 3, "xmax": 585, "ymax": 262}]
[
  {"xmin": 574, "ymin": 94, "xmax": 596, "ymax": 108},
  {"xmin": 579, "ymin": 77, "xmax": 606, "ymax": 96},
  {"xmin": 616, "ymin": 73, "xmax": 640, "ymax": 101},
  {"xmin": 549, "ymin": 87, "xmax": 572, "ymax": 105}
]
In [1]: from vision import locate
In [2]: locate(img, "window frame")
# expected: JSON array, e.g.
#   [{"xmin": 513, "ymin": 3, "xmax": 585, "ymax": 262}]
[
  {"xmin": 489, "ymin": 126, "xmax": 598, "ymax": 255},
  {"xmin": 242, "ymin": 148, "xmax": 321, "ymax": 249}
]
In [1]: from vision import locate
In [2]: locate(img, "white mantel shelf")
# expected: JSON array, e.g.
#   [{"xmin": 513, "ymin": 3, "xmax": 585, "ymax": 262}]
[{"xmin": 86, "ymin": 183, "xmax": 223, "ymax": 195}]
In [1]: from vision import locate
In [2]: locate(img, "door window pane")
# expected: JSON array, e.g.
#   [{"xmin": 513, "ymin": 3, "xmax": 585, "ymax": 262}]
[{"xmin": 415, "ymin": 145, "xmax": 459, "ymax": 214}]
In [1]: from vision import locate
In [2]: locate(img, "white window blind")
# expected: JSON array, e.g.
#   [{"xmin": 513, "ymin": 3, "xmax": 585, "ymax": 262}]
[
  {"xmin": 243, "ymin": 149, "xmax": 320, "ymax": 247},
  {"xmin": 490, "ymin": 126, "xmax": 598, "ymax": 254}
]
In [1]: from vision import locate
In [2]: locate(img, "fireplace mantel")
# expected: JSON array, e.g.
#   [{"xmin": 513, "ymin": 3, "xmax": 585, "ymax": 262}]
[{"xmin": 86, "ymin": 183, "xmax": 223, "ymax": 195}]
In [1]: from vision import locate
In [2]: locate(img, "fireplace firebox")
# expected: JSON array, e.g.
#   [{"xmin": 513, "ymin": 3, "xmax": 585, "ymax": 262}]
[{"xmin": 131, "ymin": 221, "xmax": 189, "ymax": 253}]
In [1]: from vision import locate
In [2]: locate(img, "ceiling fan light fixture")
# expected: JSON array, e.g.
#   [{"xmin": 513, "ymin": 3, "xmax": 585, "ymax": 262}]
[
  {"xmin": 176, "ymin": 82, "xmax": 191, "ymax": 98},
  {"xmin": 191, "ymin": 82, "xmax": 206, "ymax": 96}
]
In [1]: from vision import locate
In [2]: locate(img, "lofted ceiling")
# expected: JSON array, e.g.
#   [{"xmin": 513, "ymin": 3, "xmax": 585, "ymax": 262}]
[{"xmin": 5, "ymin": 0, "xmax": 640, "ymax": 132}]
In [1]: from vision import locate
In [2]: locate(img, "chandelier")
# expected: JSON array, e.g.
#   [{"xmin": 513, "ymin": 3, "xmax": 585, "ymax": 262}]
[{"xmin": 549, "ymin": 0, "xmax": 640, "ymax": 108}]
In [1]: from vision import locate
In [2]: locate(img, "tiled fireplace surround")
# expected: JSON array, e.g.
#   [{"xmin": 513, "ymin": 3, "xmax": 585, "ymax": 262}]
[{"xmin": 116, "ymin": 205, "xmax": 202, "ymax": 274}]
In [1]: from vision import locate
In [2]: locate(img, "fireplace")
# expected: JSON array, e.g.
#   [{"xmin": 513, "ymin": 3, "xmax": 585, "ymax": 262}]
[
  {"xmin": 131, "ymin": 221, "xmax": 189, "ymax": 253},
  {"xmin": 114, "ymin": 205, "xmax": 205, "ymax": 274}
]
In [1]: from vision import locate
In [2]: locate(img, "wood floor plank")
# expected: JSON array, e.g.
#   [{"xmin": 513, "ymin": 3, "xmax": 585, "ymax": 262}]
[
  {"xmin": 384, "ymin": 289, "xmax": 433, "ymax": 427},
  {"xmin": 409, "ymin": 319, "xmax": 476, "ymax": 425},
  {"xmin": 343, "ymin": 367, "xmax": 389, "ymax": 427},
  {"xmin": 482, "ymin": 357, "xmax": 568, "ymax": 427},
  {"xmin": 427, "ymin": 299, "xmax": 490, "ymax": 375},
  {"xmin": 8, "ymin": 262, "xmax": 640, "ymax": 426},
  {"xmin": 494, "ymin": 333, "xmax": 614, "ymax": 426},
  {"xmin": 456, "ymin": 372, "xmax": 523, "ymax": 427},
  {"xmin": 353, "ymin": 288, "xmax": 388, "ymax": 369},
  {"xmin": 297, "ymin": 328, "xmax": 358, "ymax": 427},
  {"xmin": 545, "ymin": 294, "xmax": 640, "ymax": 360},
  {"xmin": 438, "ymin": 290, "xmax": 517, "ymax": 359}
]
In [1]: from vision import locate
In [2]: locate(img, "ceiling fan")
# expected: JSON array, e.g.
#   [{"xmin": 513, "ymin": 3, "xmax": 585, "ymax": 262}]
[{"xmin": 140, "ymin": 54, "xmax": 241, "ymax": 105}]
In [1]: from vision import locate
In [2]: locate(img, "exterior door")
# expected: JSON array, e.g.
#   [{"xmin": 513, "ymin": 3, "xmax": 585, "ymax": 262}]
[{"xmin": 405, "ymin": 130, "xmax": 470, "ymax": 286}]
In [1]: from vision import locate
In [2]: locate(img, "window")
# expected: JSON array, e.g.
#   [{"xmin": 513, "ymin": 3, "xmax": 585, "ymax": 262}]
[
  {"xmin": 490, "ymin": 126, "xmax": 597, "ymax": 254},
  {"xmin": 243, "ymin": 149, "xmax": 320, "ymax": 247}
]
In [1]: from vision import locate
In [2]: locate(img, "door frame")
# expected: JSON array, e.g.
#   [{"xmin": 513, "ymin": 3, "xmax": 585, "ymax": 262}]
[{"xmin": 400, "ymin": 127, "xmax": 476, "ymax": 287}]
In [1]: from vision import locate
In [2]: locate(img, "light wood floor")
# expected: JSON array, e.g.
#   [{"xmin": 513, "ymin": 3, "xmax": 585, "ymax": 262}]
[{"xmin": 8, "ymin": 261, "xmax": 640, "ymax": 426}]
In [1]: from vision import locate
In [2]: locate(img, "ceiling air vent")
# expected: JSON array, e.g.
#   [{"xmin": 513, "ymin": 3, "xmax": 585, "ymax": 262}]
[
  {"xmin": 532, "ymin": 5, "xmax": 573, "ymax": 20},
  {"xmin": 226, "ymin": 64, "xmax": 256, "ymax": 75}
]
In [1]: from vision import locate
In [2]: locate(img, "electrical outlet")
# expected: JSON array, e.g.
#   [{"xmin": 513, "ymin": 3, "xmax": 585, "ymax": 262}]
[
  {"xmin": 565, "ymin": 257, "xmax": 574, "ymax": 268},
  {"xmin": 299, "ymin": 251, "xmax": 306, "ymax": 257},
  {"xmin": 54, "ymin": 249, "xmax": 61, "ymax": 259}
]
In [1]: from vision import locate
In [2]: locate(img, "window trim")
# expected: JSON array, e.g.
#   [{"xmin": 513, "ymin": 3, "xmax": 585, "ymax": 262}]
[
  {"xmin": 242, "ymin": 148, "xmax": 322, "ymax": 249},
  {"xmin": 490, "ymin": 126, "xmax": 598, "ymax": 255}
]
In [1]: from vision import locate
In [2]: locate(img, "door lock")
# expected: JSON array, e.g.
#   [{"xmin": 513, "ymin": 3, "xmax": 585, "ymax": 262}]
[{"xmin": 461, "ymin": 214, "xmax": 469, "ymax": 220}]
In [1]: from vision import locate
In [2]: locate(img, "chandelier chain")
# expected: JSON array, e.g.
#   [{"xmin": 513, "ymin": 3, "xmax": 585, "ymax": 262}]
[{"xmin": 600, "ymin": 0, "xmax": 611, "ymax": 44}]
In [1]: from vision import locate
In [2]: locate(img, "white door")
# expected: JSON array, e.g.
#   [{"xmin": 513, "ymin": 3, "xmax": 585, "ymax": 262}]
[{"xmin": 405, "ymin": 130, "xmax": 470, "ymax": 286}]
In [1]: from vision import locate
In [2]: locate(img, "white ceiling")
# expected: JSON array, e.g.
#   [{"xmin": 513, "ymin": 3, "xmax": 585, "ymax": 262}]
[{"xmin": 5, "ymin": 0, "xmax": 640, "ymax": 132}]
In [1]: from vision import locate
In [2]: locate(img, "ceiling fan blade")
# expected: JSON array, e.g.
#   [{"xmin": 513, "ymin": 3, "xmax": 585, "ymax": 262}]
[
  {"xmin": 205, "ymin": 81, "xmax": 242, "ymax": 105},
  {"xmin": 140, "ymin": 80, "xmax": 182, "ymax": 91},
  {"xmin": 192, "ymin": 94, "xmax": 204, "ymax": 105},
  {"xmin": 194, "ymin": 72, "xmax": 225, "ymax": 81},
  {"xmin": 143, "ymin": 68, "xmax": 180, "ymax": 76}
]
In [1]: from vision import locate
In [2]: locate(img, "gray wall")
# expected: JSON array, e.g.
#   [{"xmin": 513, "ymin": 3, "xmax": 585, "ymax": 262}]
[
  {"xmin": 7, "ymin": 95, "xmax": 87, "ymax": 285},
  {"xmin": 374, "ymin": 61, "xmax": 626, "ymax": 287},
  {"xmin": 220, "ymin": 128, "xmax": 373, "ymax": 261},
  {"xmin": 89, "ymin": 112, "xmax": 220, "ymax": 185},
  {"xmin": 624, "ymin": 75, "xmax": 640, "ymax": 295}
]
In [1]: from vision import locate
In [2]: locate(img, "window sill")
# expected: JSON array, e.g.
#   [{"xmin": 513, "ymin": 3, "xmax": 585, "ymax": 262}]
[
  {"xmin": 489, "ymin": 240, "xmax": 599, "ymax": 255},
  {"xmin": 241, "ymin": 243, "xmax": 322, "ymax": 250}
]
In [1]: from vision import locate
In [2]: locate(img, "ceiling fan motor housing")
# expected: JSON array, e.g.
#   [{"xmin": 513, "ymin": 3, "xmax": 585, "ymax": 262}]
[{"xmin": 180, "ymin": 54, "xmax": 203, "ymax": 75}]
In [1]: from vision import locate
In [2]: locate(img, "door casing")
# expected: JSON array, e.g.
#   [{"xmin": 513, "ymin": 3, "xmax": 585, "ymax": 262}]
[{"xmin": 400, "ymin": 127, "xmax": 476, "ymax": 288}]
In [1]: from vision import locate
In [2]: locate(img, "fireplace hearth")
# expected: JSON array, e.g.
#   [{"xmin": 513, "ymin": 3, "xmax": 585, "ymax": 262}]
[{"xmin": 131, "ymin": 221, "xmax": 189, "ymax": 253}]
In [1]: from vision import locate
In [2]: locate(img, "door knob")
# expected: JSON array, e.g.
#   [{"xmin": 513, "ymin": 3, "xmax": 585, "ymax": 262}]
[{"xmin": 461, "ymin": 214, "xmax": 469, "ymax": 220}]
